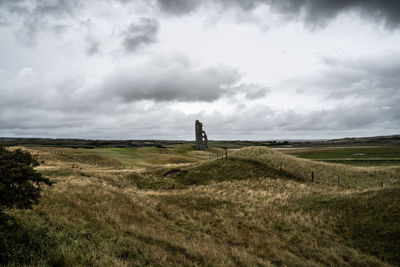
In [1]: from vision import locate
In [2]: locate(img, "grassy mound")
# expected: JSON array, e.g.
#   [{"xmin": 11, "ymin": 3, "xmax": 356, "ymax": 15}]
[
  {"xmin": 126, "ymin": 157, "xmax": 296, "ymax": 190},
  {"xmin": 172, "ymin": 158, "xmax": 302, "ymax": 186},
  {"xmin": 232, "ymin": 146, "xmax": 400, "ymax": 188},
  {"xmin": 135, "ymin": 146, "xmax": 399, "ymax": 190}
]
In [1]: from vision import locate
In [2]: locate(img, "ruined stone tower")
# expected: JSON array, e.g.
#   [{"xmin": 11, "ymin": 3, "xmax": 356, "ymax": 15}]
[{"xmin": 195, "ymin": 120, "xmax": 208, "ymax": 149}]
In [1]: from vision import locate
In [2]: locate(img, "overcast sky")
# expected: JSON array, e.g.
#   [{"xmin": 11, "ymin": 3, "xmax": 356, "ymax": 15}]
[{"xmin": 1, "ymin": 0, "xmax": 400, "ymax": 140}]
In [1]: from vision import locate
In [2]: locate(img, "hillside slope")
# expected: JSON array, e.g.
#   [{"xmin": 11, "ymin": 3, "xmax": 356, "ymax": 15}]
[
  {"xmin": 1, "ymin": 145, "xmax": 399, "ymax": 266},
  {"xmin": 231, "ymin": 146, "xmax": 400, "ymax": 188}
]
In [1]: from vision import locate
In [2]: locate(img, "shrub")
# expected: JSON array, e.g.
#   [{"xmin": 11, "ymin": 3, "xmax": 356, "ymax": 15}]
[{"xmin": 0, "ymin": 147, "xmax": 52, "ymax": 211}]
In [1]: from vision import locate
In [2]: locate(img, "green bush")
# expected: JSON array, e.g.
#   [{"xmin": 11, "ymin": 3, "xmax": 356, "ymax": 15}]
[
  {"xmin": 0, "ymin": 147, "xmax": 52, "ymax": 211},
  {"xmin": 0, "ymin": 147, "xmax": 53, "ymax": 265}
]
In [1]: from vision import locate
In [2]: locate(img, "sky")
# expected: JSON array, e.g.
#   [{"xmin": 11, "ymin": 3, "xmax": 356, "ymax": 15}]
[{"xmin": 0, "ymin": 0, "xmax": 400, "ymax": 140}]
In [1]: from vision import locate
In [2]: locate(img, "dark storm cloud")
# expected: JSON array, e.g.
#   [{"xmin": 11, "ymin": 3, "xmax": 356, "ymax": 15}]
[
  {"xmin": 156, "ymin": 0, "xmax": 200, "ymax": 15},
  {"xmin": 122, "ymin": 18, "xmax": 160, "ymax": 53},
  {"xmin": 279, "ymin": 0, "xmax": 400, "ymax": 28},
  {"xmin": 155, "ymin": 0, "xmax": 400, "ymax": 28},
  {"xmin": 102, "ymin": 54, "xmax": 241, "ymax": 102},
  {"xmin": 0, "ymin": 0, "xmax": 79, "ymax": 44}
]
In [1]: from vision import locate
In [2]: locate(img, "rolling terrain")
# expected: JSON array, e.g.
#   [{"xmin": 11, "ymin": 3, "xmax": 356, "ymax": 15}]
[{"xmin": 1, "ymin": 145, "xmax": 399, "ymax": 266}]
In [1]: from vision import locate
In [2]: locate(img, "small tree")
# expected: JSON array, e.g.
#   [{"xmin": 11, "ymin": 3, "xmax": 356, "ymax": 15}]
[{"xmin": 0, "ymin": 147, "xmax": 52, "ymax": 211}]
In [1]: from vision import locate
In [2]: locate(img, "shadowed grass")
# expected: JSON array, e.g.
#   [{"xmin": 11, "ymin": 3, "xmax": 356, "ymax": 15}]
[{"xmin": 297, "ymin": 188, "xmax": 400, "ymax": 265}]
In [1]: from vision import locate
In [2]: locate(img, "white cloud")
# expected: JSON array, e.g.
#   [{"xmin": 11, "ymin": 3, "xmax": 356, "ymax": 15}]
[{"xmin": 0, "ymin": 0, "xmax": 400, "ymax": 139}]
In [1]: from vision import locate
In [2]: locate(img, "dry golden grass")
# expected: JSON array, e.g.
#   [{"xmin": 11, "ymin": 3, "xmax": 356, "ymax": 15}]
[{"xmin": 4, "ymin": 145, "xmax": 399, "ymax": 266}]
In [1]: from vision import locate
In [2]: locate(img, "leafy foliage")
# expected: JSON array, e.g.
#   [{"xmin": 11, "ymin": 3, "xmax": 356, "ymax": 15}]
[{"xmin": 0, "ymin": 147, "xmax": 52, "ymax": 211}]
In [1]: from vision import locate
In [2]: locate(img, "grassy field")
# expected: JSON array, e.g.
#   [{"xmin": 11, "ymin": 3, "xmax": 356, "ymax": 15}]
[
  {"xmin": 279, "ymin": 146, "xmax": 400, "ymax": 166},
  {"xmin": 1, "ymin": 145, "xmax": 399, "ymax": 266}
]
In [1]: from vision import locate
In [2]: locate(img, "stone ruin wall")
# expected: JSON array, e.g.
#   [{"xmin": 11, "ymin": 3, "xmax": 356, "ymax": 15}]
[{"xmin": 195, "ymin": 120, "xmax": 208, "ymax": 149}]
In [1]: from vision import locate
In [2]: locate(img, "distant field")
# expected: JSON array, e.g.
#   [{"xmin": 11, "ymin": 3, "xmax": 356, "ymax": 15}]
[
  {"xmin": 279, "ymin": 146, "xmax": 400, "ymax": 166},
  {"xmin": 24, "ymin": 145, "xmax": 225, "ymax": 170}
]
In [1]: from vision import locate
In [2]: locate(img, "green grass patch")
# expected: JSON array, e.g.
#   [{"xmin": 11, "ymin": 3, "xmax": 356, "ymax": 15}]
[
  {"xmin": 290, "ymin": 146, "xmax": 400, "ymax": 159},
  {"xmin": 158, "ymin": 195, "xmax": 233, "ymax": 211},
  {"xmin": 174, "ymin": 158, "xmax": 301, "ymax": 186},
  {"xmin": 288, "ymin": 146, "xmax": 400, "ymax": 166},
  {"xmin": 321, "ymin": 159, "xmax": 400, "ymax": 166},
  {"xmin": 0, "ymin": 212, "xmax": 58, "ymax": 266},
  {"xmin": 126, "ymin": 172, "xmax": 183, "ymax": 190},
  {"xmin": 39, "ymin": 168, "xmax": 75, "ymax": 177},
  {"xmin": 297, "ymin": 188, "xmax": 400, "ymax": 265},
  {"xmin": 92, "ymin": 145, "xmax": 205, "ymax": 168}
]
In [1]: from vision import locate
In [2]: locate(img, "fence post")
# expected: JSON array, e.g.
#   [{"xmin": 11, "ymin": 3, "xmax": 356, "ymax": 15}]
[
  {"xmin": 225, "ymin": 147, "xmax": 228, "ymax": 159},
  {"xmin": 337, "ymin": 176, "xmax": 340, "ymax": 186},
  {"xmin": 280, "ymin": 162, "xmax": 282, "ymax": 172},
  {"xmin": 312, "ymin": 171, "xmax": 314, "ymax": 183}
]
